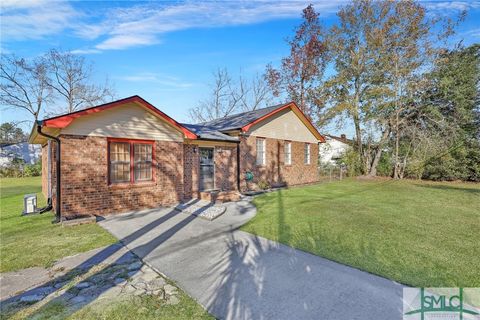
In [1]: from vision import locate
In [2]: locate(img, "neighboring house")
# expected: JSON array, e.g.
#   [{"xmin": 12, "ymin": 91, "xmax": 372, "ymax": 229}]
[
  {"xmin": 29, "ymin": 95, "xmax": 325, "ymax": 220},
  {"xmin": 319, "ymin": 134, "xmax": 353, "ymax": 165},
  {"xmin": 0, "ymin": 142, "xmax": 41, "ymax": 167}
]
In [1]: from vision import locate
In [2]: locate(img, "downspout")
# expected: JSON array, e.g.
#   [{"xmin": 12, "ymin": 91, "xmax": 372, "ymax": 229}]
[{"xmin": 37, "ymin": 121, "xmax": 61, "ymax": 223}]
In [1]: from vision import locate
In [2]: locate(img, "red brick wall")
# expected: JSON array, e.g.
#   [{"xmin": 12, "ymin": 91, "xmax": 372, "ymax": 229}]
[
  {"xmin": 239, "ymin": 135, "xmax": 319, "ymax": 191},
  {"xmin": 214, "ymin": 145, "xmax": 238, "ymax": 191},
  {"xmin": 42, "ymin": 132, "xmax": 317, "ymax": 218},
  {"xmin": 183, "ymin": 144, "xmax": 199, "ymax": 198},
  {"xmin": 183, "ymin": 144, "xmax": 238, "ymax": 200},
  {"xmin": 57, "ymin": 135, "xmax": 184, "ymax": 219}
]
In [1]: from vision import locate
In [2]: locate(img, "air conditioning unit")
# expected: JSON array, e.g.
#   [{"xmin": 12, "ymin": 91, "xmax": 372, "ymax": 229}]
[{"xmin": 22, "ymin": 194, "xmax": 37, "ymax": 215}]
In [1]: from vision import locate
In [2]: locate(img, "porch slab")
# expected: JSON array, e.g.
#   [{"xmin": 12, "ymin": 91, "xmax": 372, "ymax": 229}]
[{"xmin": 175, "ymin": 199, "xmax": 226, "ymax": 221}]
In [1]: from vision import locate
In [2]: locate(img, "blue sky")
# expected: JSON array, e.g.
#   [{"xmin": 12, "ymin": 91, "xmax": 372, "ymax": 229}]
[{"xmin": 1, "ymin": 0, "xmax": 480, "ymax": 136}]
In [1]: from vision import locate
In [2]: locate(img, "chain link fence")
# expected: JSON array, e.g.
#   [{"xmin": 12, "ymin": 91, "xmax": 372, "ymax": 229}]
[{"xmin": 318, "ymin": 165, "xmax": 349, "ymax": 182}]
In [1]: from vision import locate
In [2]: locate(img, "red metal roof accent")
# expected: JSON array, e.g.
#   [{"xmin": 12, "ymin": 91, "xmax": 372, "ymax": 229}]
[
  {"xmin": 241, "ymin": 102, "xmax": 325, "ymax": 142},
  {"xmin": 42, "ymin": 96, "xmax": 198, "ymax": 139}
]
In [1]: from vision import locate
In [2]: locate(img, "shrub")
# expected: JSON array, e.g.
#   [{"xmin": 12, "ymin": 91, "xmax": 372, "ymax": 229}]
[
  {"xmin": 257, "ymin": 180, "xmax": 271, "ymax": 190},
  {"xmin": 0, "ymin": 161, "xmax": 41, "ymax": 178},
  {"xmin": 24, "ymin": 163, "xmax": 41, "ymax": 177},
  {"xmin": 338, "ymin": 148, "xmax": 362, "ymax": 177},
  {"xmin": 377, "ymin": 152, "xmax": 393, "ymax": 177}
]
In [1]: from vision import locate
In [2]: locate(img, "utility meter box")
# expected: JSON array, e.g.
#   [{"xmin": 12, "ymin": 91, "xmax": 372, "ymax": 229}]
[{"xmin": 23, "ymin": 194, "xmax": 37, "ymax": 215}]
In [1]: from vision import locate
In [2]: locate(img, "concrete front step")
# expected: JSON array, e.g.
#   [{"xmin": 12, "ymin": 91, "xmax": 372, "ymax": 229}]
[{"xmin": 197, "ymin": 190, "xmax": 241, "ymax": 203}]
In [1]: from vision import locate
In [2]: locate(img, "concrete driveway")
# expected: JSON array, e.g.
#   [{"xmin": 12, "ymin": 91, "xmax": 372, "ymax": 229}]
[{"xmin": 99, "ymin": 198, "xmax": 405, "ymax": 320}]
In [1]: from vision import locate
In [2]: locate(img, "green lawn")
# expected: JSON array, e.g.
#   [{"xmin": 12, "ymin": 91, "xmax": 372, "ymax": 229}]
[
  {"xmin": 241, "ymin": 178, "xmax": 480, "ymax": 287},
  {"xmin": 0, "ymin": 177, "xmax": 117, "ymax": 273},
  {"xmin": 27, "ymin": 293, "xmax": 212, "ymax": 320},
  {"xmin": 4, "ymin": 287, "xmax": 212, "ymax": 320},
  {"xmin": 1, "ymin": 177, "xmax": 213, "ymax": 319}
]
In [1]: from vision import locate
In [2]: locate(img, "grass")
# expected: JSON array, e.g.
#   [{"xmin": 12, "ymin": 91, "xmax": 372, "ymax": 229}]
[
  {"xmin": 68, "ymin": 293, "xmax": 212, "ymax": 320},
  {"xmin": 1, "ymin": 177, "xmax": 213, "ymax": 319},
  {"xmin": 0, "ymin": 177, "xmax": 117, "ymax": 273},
  {"xmin": 241, "ymin": 178, "xmax": 480, "ymax": 287},
  {"xmin": 3, "ymin": 273, "xmax": 212, "ymax": 320},
  {"xmin": 5, "ymin": 294, "xmax": 212, "ymax": 320}
]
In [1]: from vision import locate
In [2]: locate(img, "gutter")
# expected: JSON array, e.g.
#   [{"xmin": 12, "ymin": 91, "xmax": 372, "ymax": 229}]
[
  {"xmin": 36, "ymin": 121, "xmax": 61, "ymax": 223},
  {"xmin": 198, "ymin": 137, "xmax": 240, "ymax": 144}
]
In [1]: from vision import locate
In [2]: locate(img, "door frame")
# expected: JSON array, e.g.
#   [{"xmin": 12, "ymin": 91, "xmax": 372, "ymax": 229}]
[{"xmin": 199, "ymin": 147, "xmax": 215, "ymax": 191}]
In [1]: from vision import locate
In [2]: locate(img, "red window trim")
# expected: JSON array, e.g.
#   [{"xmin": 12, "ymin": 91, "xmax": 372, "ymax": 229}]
[{"xmin": 107, "ymin": 138, "xmax": 156, "ymax": 185}]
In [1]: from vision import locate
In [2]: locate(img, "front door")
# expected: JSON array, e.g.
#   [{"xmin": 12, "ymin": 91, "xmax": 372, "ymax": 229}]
[{"xmin": 199, "ymin": 147, "xmax": 215, "ymax": 191}]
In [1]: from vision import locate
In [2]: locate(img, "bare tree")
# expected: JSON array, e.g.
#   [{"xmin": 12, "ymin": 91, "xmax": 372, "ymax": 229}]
[
  {"xmin": 0, "ymin": 54, "xmax": 51, "ymax": 122},
  {"xmin": 239, "ymin": 73, "xmax": 273, "ymax": 112},
  {"xmin": 44, "ymin": 49, "xmax": 115, "ymax": 114},
  {"xmin": 189, "ymin": 68, "xmax": 272, "ymax": 122}
]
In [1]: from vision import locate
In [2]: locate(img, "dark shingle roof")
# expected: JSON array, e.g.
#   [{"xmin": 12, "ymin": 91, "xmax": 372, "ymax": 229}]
[
  {"xmin": 182, "ymin": 103, "xmax": 287, "ymax": 142},
  {"xmin": 194, "ymin": 104, "xmax": 285, "ymax": 131}
]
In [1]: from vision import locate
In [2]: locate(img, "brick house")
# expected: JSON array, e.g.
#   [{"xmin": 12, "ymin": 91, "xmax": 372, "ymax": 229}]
[{"xmin": 29, "ymin": 96, "xmax": 325, "ymax": 221}]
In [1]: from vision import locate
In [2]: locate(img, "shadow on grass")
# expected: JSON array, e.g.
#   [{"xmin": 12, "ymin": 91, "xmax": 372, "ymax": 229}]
[
  {"xmin": 0, "ymin": 203, "xmax": 204, "ymax": 319},
  {"xmin": 414, "ymin": 183, "xmax": 480, "ymax": 194}
]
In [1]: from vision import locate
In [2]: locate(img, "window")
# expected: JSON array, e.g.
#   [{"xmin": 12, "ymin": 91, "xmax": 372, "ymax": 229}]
[
  {"xmin": 109, "ymin": 139, "xmax": 154, "ymax": 184},
  {"xmin": 284, "ymin": 141, "xmax": 292, "ymax": 165},
  {"xmin": 109, "ymin": 142, "xmax": 130, "ymax": 183},
  {"xmin": 134, "ymin": 144, "xmax": 153, "ymax": 181},
  {"xmin": 256, "ymin": 138, "xmax": 266, "ymax": 166},
  {"xmin": 304, "ymin": 143, "xmax": 311, "ymax": 165}
]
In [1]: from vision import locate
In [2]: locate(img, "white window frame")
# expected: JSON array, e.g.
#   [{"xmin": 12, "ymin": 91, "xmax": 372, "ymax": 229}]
[
  {"xmin": 284, "ymin": 141, "xmax": 292, "ymax": 165},
  {"xmin": 256, "ymin": 138, "xmax": 266, "ymax": 166},
  {"xmin": 304, "ymin": 143, "xmax": 311, "ymax": 165}
]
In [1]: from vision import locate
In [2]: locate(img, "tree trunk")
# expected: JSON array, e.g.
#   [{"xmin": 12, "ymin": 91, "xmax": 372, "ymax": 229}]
[
  {"xmin": 393, "ymin": 111, "xmax": 400, "ymax": 179},
  {"xmin": 352, "ymin": 98, "xmax": 364, "ymax": 173},
  {"xmin": 368, "ymin": 148, "xmax": 382, "ymax": 177},
  {"xmin": 368, "ymin": 126, "xmax": 391, "ymax": 177}
]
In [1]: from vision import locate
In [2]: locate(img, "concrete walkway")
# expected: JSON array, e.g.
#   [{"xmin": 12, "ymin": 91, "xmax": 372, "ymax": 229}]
[
  {"xmin": 99, "ymin": 198, "xmax": 405, "ymax": 320},
  {"xmin": 0, "ymin": 243, "xmax": 134, "ymax": 301}
]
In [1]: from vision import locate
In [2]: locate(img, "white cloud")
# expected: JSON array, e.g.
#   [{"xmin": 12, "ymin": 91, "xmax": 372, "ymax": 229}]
[
  {"xmin": 464, "ymin": 27, "xmax": 480, "ymax": 38},
  {"xmin": 423, "ymin": 1, "xmax": 480, "ymax": 11},
  {"xmin": 0, "ymin": 0, "xmax": 45, "ymax": 10},
  {"xmin": 81, "ymin": 1, "xmax": 343, "ymax": 51},
  {"xmin": 70, "ymin": 48, "xmax": 101, "ymax": 55},
  {"xmin": 2, "ymin": 0, "xmax": 340, "ymax": 50},
  {"xmin": 96, "ymin": 34, "xmax": 160, "ymax": 50},
  {"xmin": 116, "ymin": 72, "xmax": 194, "ymax": 88},
  {"xmin": 0, "ymin": 0, "xmax": 79, "ymax": 40},
  {"xmin": 2, "ymin": 0, "xmax": 479, "ymax": 51}
]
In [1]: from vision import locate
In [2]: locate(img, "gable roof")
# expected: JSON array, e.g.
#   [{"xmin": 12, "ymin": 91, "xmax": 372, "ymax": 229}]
[
  {"xmin": 188, "ymin": 102, "xmax": 325, "ymax": 142},
  {"xmin": 36, "ymin": 95, "xmax": 197, "ymax": 139},
  {"xmin": 29, "ymin": 96, "xmax": 324, "ymax": 144}
]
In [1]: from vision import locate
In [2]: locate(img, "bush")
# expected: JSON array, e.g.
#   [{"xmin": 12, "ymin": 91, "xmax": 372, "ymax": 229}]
[
  {"xmin": 377, "ymin": 152, "xmax": 393, "ymax": 177},
  {"xmin": 338, "ymin": 148, "xmax": 362, "ymax": 177},
  {"xmin": 257, "ymin": 180, "xmax": 271, "ymax": 190},
  {"xmin": 0, "ymin": 161, "xmax": 41, "ymax": 178},
  {"xmin": 24, "ymin": 163, "xmax": 41, "ymax": 177}
]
